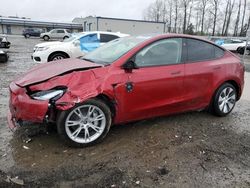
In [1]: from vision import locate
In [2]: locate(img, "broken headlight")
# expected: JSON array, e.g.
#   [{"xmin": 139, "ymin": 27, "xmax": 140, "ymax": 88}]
[{"xmin": 31, "ymin": 89, "xmax": 65, "ymax": 101}]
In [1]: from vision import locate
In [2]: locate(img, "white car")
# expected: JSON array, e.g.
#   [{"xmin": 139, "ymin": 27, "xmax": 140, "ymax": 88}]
[
  {"xmin": 40, "ymin": 29, "xmax": 72, "ymax": 41},
  {"xmin": 216, "ymin": 39, "xmax": 246, "ymax": 52},
  {"xmin": 32, "ymin": 31, "xmax": 129, "ymax": 63}
]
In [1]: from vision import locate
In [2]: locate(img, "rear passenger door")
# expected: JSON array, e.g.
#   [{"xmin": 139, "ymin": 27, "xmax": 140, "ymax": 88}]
[{"xmin": 183, "ymin": 38, "xmax": 225, "ymax": 109}]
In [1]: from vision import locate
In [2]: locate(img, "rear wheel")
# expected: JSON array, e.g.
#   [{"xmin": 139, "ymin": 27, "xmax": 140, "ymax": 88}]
[
  {"xmin": 211, "ymin": 83, "xmax": 237, "ymax": 116},
  {"xmin": 25, "ymin": 34, "xmax": 30, "ymax": 38},
  {"xmin": 57, "ymin": 99, "xmax": 112, "ymax": 147}
]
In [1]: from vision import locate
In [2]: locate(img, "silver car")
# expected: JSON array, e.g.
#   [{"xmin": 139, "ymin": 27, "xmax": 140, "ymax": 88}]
[{"xmin": 40, "ymin": 29, "xmax": 71, "ymax": 41}]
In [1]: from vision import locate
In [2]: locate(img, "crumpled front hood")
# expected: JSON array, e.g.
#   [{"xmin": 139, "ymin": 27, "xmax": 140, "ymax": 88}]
[{"xmin": 15, "ymin": 58, "xmax": 103, "ymax": 87}]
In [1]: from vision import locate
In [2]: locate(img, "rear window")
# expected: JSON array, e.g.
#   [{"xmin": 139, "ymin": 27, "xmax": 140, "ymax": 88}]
[{"xmin": 187, "ymin": 39, "xmax": 224, "ymax": 62}]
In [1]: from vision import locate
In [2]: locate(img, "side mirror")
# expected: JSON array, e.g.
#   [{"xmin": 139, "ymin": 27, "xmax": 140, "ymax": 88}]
[{"xmin": 122, "ymin": 60, "xmax": 137, "ymax": 71}]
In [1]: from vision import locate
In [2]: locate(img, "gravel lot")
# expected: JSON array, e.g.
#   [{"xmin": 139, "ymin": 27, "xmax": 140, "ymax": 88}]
[{"xmin": 0, "ymin": 36, "xmax": 250, "ymax": 188}]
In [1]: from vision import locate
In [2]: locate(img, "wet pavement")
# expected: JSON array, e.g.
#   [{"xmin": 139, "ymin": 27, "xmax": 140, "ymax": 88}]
[{"xmin": 0, "ymin": 36, "xmax": 250, "ymax": 187}]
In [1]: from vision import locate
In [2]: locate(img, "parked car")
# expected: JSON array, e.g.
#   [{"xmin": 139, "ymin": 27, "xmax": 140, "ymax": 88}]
[
  {"xmin": 22, "ymin": 28, "xmax": 43, "ymax": 38},
  {"xmin": 32, "ymin": 31, "xmax": 129, "ymax": 63},
  {"xmin": 237, "ymin": 45, "xmax": 249, "ymax": 55},
  {"xmin": 0, "ymin": 35, "xmax": 11, "ymax": 48},
  {"xmin": 8, "ymin": 34, "xmax": 245, "ymax": 147},
  {"xmin": 215, "ymin": 38, "xmax": 246, "ymax": 52},
  {"xmin": 0, "ymin": 50, "xmax": 8, "ymax": 63},
  {"xmin": 40, "ymin": 29, "xmax": 72, "ymax": 41}
]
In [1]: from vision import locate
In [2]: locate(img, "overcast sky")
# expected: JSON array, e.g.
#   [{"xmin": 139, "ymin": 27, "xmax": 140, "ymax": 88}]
[{"xmin": 0, "ymin": 0, "xmax": 153, "ymax": 22}]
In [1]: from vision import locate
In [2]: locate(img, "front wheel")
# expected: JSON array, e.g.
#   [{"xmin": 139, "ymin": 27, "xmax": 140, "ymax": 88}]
[
  {"xmin": 48, "ymin": 52, "xmax": 68, "ymax": 61},
  {"xmin": 57, "ymin": 99, "xmax": 112, "ymax": 147},
  {"xmin": 211, "ymin": 83, "xmax": 237, "ymax": 117},
  {"xmin": 43, "ymin": 35, "xmax": 50, "ymax": 41}
]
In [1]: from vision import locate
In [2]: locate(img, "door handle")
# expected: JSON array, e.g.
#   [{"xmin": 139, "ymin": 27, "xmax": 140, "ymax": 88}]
[{"xmin": 171, "ymin": 71, "xmax": 181, "ymax": 75}]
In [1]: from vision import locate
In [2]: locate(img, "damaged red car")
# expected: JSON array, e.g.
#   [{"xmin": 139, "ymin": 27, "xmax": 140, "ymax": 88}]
[{"xmin": 8, "ymin": 34, "xmax": 244, "ymax": 147}]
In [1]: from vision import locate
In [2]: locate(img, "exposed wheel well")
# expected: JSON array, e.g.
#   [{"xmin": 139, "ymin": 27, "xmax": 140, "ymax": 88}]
[
  {"xmin": 48, "ymin": 51, "xmax": 70, "ymax": 62},
  {"xmin": 226, "ymin": 80, "xmax": 241, "ymax": 100},
  {"xmin": 96, "ymin": 94, "xmax": 116, "ymax": 117}
]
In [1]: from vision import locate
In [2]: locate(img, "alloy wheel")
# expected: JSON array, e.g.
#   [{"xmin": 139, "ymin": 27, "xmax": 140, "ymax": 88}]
[
  {"xmin": 65, "ymin": 105, "xmax": 106, "ymax": 144},
  {"xmin": 218, "ymin": 87, "xmax": 236, "ymax": 113}
]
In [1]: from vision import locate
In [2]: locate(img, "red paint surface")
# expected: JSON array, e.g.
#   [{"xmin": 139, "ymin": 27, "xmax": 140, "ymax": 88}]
[{"xmin": 8, "ymin": 34, "xmax": 245, "ymax": 127}]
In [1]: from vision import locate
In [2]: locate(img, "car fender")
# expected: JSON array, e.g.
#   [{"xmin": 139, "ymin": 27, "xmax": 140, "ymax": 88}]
[{"xmin": 47, "ymin": 45, "xmax": 72, "ymax": 59}]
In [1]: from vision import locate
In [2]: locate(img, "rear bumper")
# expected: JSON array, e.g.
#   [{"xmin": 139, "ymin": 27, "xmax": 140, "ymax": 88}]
[{"xmin": 8, "ymin": 82, "xmax": 49, "ymax": 129}]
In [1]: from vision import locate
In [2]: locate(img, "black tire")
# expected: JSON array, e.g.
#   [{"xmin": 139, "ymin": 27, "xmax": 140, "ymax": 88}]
[
  {"xmin": 57, "ymin": 99, "xmax": 112, "ymax": 147},
  {"xmin": 210, "ymin": 83, "xmax": 237, "ymax": 117},
  {"xmin": 43, "ymin": 35, "xmax": 50, "ymax": 41},
  {"xmin": 25, "ymin": 34, "xmax": 30, "ymax": 38},
  {"xmin": 48, "ymin": 52, "xmax": 68, "ymax": 62},
  {"xmin": 63, "ymin": 36, "xmax": 69, "ymax": 40},
  {"xmin": 237, "ymin": 47, "xmax": 244, "ymax": 55}
]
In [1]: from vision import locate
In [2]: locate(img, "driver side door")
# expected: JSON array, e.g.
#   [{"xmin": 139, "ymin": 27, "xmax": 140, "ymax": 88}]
[{"xmin": 115, "ymin": 38, "xmax": 186, "ymax": 123}]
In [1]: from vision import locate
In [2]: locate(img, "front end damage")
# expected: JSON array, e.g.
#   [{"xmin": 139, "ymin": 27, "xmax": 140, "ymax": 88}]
[
  {"xmin": 8, "ymin": 68, "xmax": 106, "ymax": 130},
  {"xmin": 8, "ymin": 82, "xmax": 49, "ymax": 130}
]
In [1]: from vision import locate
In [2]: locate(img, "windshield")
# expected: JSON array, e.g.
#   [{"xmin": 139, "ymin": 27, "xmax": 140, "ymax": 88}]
[
  {"xmin": 63, "ymin": 36, "xmax": 77, "ymax": 42},
  {"xmin": 82, "ymin": 36, "xmax": 148, "ymax": 65}
]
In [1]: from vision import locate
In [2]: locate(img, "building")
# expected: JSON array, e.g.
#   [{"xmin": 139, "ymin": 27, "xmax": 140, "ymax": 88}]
[
  {"xmin": 73, "ymin": 16, "xmax": 166, "ymax": 35},
  {"xmin": 0, "ymin": 16, "xmax": 83, "ymax": 35}
]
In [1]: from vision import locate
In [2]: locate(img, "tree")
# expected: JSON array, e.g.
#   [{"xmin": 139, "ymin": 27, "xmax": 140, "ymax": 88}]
[
  {"xmin": 143, "ymin": 0, "xmax": 165, "ymax": 22},
  {"xmin": 186, "ymin": 23, "xmax": 195, "ymax": 34},
  {"xmin": 233, "ymin": 0, "xmax": 241, "ymax": 36},
  {"xmin": 224, "ymin": 0, "xmax": 235, "ymax": 36},
  {"xmin": 181, "ymin": 0, "xmax": 191, "ymax": 34},
  {"xmin": 210, "ymin": 0, "xmax": 219, "ymax": 36},
  {"xmin": 221, "ymin": 1, "xmax": 229, "ymax": 35},
  {"xmin": 200, "ymin": 0, "xmax": 209, "ymax": 34},
  {"xmin": 174, "ymin": 0, "xmax": 179, "ymax": 33},
  {"xmin": 240, "ymin": 0, "xmax": 247, "ymax": 36},
  {"xmin": 168, "ymin": 0, "xmax": 173, "ymax": 32}
]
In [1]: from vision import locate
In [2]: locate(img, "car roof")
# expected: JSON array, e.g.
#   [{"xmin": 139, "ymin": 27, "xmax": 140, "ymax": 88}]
[{"xmin": 72, "ymin": 31, "xmax": 129, "ymax": 37}]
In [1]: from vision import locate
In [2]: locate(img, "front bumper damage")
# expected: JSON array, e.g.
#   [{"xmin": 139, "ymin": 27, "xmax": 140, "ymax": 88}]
[{"xmin": 8, "ymin": 82, "xmax": 49, "ymax": 130}]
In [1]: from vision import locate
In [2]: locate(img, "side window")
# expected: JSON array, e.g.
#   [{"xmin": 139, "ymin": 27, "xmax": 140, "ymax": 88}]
[
  {"xmin": 135, "ymin": 38, "xmax": 183, "ymax": 67},
  {"xmin": 214, "ymin": 46, "xmax": 224, "ymax": 58},
  {"xmin": 79, "ymin": 34, "xmax": 99, "ymax": 43},
  {"xmin": 100, "ymin": 34, "xmax": 119, "ymax": 43},
  {"xmin": 57, "ymin": 30, "xmax": 65, "ymax": 33},
  {"xmin": 187, "ymin": 39, "xmax": 215, "ymax": 62}
]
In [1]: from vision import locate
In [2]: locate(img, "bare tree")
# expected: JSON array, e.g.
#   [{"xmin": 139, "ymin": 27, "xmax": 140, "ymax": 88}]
[
  {"xmin": 143, "ymin": 0, "xmax": 164, "ymax": 22},
  {"xmin": 224, "ymin": 0, "xmax": 236, "ymax": 36},
  {"xmin": 181, "ymin": 0, "xmax": 191, "ymax": 34},
  {"xmin": 233, "ymin": 0, "xmax": 242, "ymax": 36},
  {"xmin": 143, "ymin": 0, "xmax": 249, "ymax": 36},
  {"xmin": 210, "ymin": 0, "xmax": 219, "ymax": 36},
  {"xmin": 200, "ymin": 0, "xmax": 209, "ymax": 34},
  {"xmin": 174, "ymin": 0, "xmax": 179, "ymax": 33},
  {"xmin": 168, "ymin": 0, "xmax": 173, "ymax": 32},
  {"xmin": 240, "ymin": 0, "xmax": 247, "ymax": 36},
  {"xmin": 187, "ymin": 0, "xmax": 194, "ymax": 27},
  {"xmin": 222, "ymin": 0, "xmax": 230, "ymax": 35}
]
